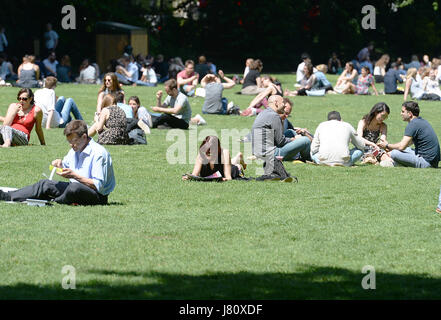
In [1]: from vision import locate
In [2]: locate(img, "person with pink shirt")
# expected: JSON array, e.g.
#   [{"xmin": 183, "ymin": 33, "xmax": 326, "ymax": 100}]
[{"xmin": 177, "ymin": 59, "xmax": 199, "ymax": 97}]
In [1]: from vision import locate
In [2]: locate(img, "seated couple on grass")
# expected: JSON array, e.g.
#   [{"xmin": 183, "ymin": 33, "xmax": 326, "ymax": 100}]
[
  {"xmin": 249, "ymin": 95, "xmax": 306, "ymax": 181},
  {"xmin": 0, "ymin": 120, "xmax": 115, "ymax": 205},
  {"xmin": 285, "ymin": 63, "xmax": 334, "ymax": 97},
  {"xmin": 92, "ymin": 92, "xmax": 151, "ymax": 145},
  {"xmin": 250, "ymin": 96, "xmax": 312, "ymax": 165}
]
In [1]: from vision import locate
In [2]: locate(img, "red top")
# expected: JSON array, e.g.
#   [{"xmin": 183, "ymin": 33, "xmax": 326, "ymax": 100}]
[
  {"xmin": 12, "ymin": 105, "xmax": 37, "ymax": 140},
  {"xmin": 177, "ymin": 70, "xmax": 195, "ymax": 80}
]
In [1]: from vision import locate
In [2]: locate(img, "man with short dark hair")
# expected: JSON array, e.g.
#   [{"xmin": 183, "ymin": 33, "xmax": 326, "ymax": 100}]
[
  {"xmin": 279, "ymin": 97, "xmax": 312, "ymax": 161},
  {"xmin": 0, "ymin": 120, "xmax": 115, "ymax": 205},
  {"xmin": 115, "ymin": 56, "xmax": 139, "ymax": 85},
  {"xmin": 195, "ymin": 55, "xmax": 211, "ymax": 80},
  {"xmin": 384, "ymin": 62, "xmax": 406, "ymax": 94},
  {"xmin": 310, "ymin": 111, "xmax": 365, "ymax": 166},
  {"xmin": 43, "ymin": 51, "xmax": 58, "ymax": 77},
  {"xmin": 356, "ymin": 42, "xmax": 374, "ymax": 73},
  {"xmin": 151, "ymin": 79, "xmax": 193, "ymax": 129},
  {"xmin": 153, "ymin": 54, "xmax": 169, "ymax": 83},
  {"xmin": 114, "ymin": 91, "xmax": 133, "ymax": 119},
  {"xmin": 296, "ymin": 53, "xmax": 311, "ymax": 85},
  {"xmin": 0, "ymin": 52, "xmax": 15, "ymax": 81},
  {"xmin": 404, "ymin": 55, "xmax": 420, "ymax": 70},
  {"xmin": 378, "ymin": 101, "xmax": 440, "ymax": 168},
  {"xmin": 43, "ymin": 23, "xmax": 58, "ymax": 56}
]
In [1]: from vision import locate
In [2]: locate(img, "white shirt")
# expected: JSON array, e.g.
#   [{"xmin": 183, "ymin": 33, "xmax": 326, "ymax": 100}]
[
  {"xmin": 127, "ymin": 62, "xmax": 139, "ymax": 82},
  {"xmin": 79, "ymin": 65, "xmax": 96, "ymax": 82},
  {"xmin": 436, "ymin": 65, "xmax": 441, "ymax": 83},
  {"xmin": 243, "ymin": 66, "xmax": 250, "ymax": 79},
  {"xmin": 34, "ymin": 88, "xmax": 62, "ymax": 127},
  {"xmin": 423, "ymin": 77, "xmax": 441, "ymax": 96},
  {"xmin": 296, "ymin": 62, "xmax": 317, "ymax": 84},
  {"xmin": 311, "ymin": 120, "xmax": 365, "ymax": 166},
  {"xmin": 373, "ymin": 66, "xmax": 383, "ymax": 76},
  {"xmin": 142, "ymin": 67, "xmax": 157, "ymax": 83},
  {"xmin": 296, "ymin": 62, "xmax": 306, "ymax": 83}
]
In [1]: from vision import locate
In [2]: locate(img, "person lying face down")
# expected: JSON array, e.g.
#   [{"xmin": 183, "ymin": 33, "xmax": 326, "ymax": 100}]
[{"xmin": 182, "ymin": 135, "xmax": 246, "ymax": 181}]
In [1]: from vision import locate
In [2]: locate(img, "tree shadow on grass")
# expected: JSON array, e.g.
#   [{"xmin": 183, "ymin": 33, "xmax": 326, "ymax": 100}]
[{"xmin": 1, "ymin": 266, "xmax": 440, "ymax": 299}]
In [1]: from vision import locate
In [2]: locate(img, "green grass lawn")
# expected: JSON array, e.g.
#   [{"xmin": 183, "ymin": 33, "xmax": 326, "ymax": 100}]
[{"xmin": 1, "ymin": 74, "xmax": 441, "ymax": 299}]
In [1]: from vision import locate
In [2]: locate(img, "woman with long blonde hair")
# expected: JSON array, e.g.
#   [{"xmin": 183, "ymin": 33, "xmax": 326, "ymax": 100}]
[{"xmin": 403, "ymin": 68, "xmax": 424, "ymax": 101}]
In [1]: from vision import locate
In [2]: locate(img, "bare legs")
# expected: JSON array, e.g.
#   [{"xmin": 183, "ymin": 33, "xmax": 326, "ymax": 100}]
[
  {"xmin": 231, "ymin": 152, "xmax": 247, "ymax": 170},
  {"xmin": 341, "ymin": 83, "xmax": 355, "ymax": 94}
]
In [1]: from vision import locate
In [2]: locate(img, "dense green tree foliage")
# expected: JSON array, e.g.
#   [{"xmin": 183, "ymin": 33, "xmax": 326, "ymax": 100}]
[{"xmin": 2, "ymin": 0, "xmax": 440, "ymax": 71}]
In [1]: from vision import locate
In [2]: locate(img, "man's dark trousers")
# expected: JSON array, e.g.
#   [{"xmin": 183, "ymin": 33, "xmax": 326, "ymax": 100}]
[{"xmin": 8, "ymin": 179, "xmax": 108, "ymax": 205}]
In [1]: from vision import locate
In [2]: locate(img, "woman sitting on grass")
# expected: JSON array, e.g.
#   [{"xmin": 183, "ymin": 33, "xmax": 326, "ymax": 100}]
[
  {"xmin": 0, "ymin": 88, "xmax": 45, "ymax": 147},
  {"xmin": 241, "ymin": 75, "xmax": 282, "ymax": 116},
  {"xmin": 373, "ymin": 54, "xmax": 390, "ymax": 83},
  {"xmin": 241, "ymin": 59, "xmax": 265, "ymax": 95},
  {"xmin": 15, "ymin": 55, "xmax": 41, "ymax": 88},
  {"xmin": 96, "ymin": 72, "xmax": 124, "ymax": 113},
  {"xmin": 88, "ymin": 94, "xmax": 129, "ymax": 145},
  {"xmin": 284, "ymin": 62, "xmax": 314, "ymax": 96},
  {"xmin": 182, "ymin": 135, "xmax": 246, "ymax": 181},
  {"xmin": 341, "ymin": 66, "xmax": 379, "ymax": 96},
  {"xmin": 403, "ymin": 68, "xmax": 424, "ymax": 101},
  {"xmin": 285, "ymin": 63, "xmax": 334, "ymax": 96},
  {"xmin": 421, "ymin": 68, "xmax": 441, "ymax": 100},
  {"xmin": 126, "ymin": 95, "xmax": 154, "ymax": 135},
  {"xmin": 334, "ymin": 62, "xmax": 358, "ymax": 93},
  {"xmin": 355, "ymin": 102, "xmax": 393, "ymax": 166}
]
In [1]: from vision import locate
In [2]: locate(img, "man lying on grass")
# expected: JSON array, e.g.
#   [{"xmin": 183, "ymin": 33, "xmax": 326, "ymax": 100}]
[{"xmin": 0, "ymin": 120, "xmax": 115, "ymax": 205}]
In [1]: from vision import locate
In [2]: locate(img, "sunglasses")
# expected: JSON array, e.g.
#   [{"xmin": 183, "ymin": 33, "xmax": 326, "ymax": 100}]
[{"xmin": 18, "ymin": 97, "xmax": 29, "ymax": 101}]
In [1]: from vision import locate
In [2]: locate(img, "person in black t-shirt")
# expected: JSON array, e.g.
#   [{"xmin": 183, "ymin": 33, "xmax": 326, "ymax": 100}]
[
  {"xmin": 241, "ymin": 59, "xmax": 265, "ymax": 95},
  {"xmin": 152, "ymin": 54, "xmax": 169, "ymax": 83},
  {"xmin": 378, "ymin": 101, "xmax": 440, "ymax": 168},
  {"xmin": 194, "ymin": 55, "xmax": 211, "ymax": 81}
]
